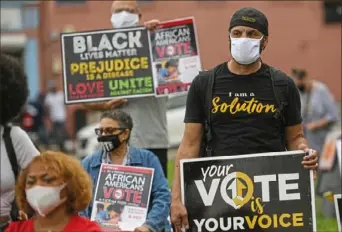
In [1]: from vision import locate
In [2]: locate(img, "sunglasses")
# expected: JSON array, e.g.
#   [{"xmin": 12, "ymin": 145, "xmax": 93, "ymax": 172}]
[{"xmin": 94, "ymin": 127, "xmax": 126, "ymax": 136}]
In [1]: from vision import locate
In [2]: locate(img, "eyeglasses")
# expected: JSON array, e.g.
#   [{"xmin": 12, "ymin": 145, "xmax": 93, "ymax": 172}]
[{"xmin": 94, "ymin": 127, "xmax": 126, "ymax": 136}]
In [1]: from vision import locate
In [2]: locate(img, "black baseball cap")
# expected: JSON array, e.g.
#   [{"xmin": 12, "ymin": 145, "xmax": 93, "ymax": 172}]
[{"xmin": 229, "ymin": 7, "xmax": 269, "ymax": 36}]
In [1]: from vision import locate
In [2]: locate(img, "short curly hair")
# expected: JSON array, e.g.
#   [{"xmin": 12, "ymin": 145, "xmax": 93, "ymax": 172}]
[
  {"xmin": 16, "ymin": 151, "xmax": 93, "ymax": 215},
  {"xmin": 100, "ymin": 110, "xmax": 133, "ymax": 130},
  {"xmin": 0, "ymin": 53, "xmax": 29, "ymax": 125}
]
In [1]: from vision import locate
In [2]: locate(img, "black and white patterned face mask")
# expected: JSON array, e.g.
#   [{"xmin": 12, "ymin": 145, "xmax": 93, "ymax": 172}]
[{"xmin": 97, "ymin": 133, "xmax": 123, "ymax": 152}]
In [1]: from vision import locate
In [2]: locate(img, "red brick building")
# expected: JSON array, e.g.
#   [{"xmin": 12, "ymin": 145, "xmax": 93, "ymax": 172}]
[{"xmin": 38, "ymin": 1, "xmax": 341, "ymax": 137}]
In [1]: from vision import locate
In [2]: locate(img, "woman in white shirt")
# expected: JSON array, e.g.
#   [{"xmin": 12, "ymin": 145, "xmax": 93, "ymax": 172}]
[{"xmin": 0, "ymin": 53, "xmax": 40, "ymax": 231}]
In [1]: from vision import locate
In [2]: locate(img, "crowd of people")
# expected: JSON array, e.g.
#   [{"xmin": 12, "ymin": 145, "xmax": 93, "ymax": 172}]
[{"xmin": 0, "ymin": 1, "xmax": 340, "ymax": 232}]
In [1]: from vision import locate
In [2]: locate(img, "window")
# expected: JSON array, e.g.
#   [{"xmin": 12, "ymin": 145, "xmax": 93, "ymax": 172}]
[
  {"xmin": 0, "ymin": 7, "xmax": 23, "ymax": 31},
  {"xmin": 23, "ymin": 7, "xmax": 39, "ymax": 29},
  {"xmin": 323, "ymin": 0, "xmax": 342, "ymax": 23}
]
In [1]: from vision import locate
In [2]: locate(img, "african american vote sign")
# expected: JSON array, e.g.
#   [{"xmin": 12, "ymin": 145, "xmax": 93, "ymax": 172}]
[
  {"xmin": 180, "ymin": 151, "xmax": 316, "ymax": 232},
  {"xmin": 150, "ymin": 17, "xmax": 201, "ymax": 97},
  {"xmin": 91, "ymin": 164, "xmax": 154, "ymax": 231},
  {"xmin": 61, "ymin": 27, "xmax": 154, "ymax": 104}
]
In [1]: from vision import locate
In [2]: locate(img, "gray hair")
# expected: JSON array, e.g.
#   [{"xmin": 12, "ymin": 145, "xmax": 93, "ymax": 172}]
[{"xmin": 100, "ymin": 110, "xmax": 133, "ymax": 130}]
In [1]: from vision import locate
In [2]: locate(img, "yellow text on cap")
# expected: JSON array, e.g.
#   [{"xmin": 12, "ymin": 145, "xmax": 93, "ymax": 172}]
[{"xmin": 242, "ymin": 16, "xmax": 256, "ymax": 23}]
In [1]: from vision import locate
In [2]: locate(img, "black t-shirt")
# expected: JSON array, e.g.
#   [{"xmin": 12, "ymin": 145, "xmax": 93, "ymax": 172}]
[{"xmin": 184, "ymin": 62, "xmax": 302, "ymax": 156}]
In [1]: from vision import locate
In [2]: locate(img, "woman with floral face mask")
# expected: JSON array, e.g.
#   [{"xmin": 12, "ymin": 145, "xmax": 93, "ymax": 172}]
[
  {"xmin": 80, "ymin": 110, "xmax": 170, "ymax": 232},
  {"xmin": 5, "ymin": 151, "xmax": 101, "ymax": 232}
]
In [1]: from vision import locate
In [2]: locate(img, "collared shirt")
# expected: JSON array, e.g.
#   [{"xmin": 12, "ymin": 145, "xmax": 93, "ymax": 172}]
[{"xmin": 101, "ymin": 146, "xmax": 130, "ymax": 165}]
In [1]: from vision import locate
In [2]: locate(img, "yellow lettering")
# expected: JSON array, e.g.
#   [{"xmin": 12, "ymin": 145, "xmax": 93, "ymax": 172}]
[
  {"xmin": 79, "ymin": 62, "xmax": 88, "ymax": 74},
  {"xmin": 279, "ymin": 214, "xmax": 291, "ymax": 227},
  {"xmin": 265, "ymin": 104, "xmax": 276, "ymax": 113},
  {"xmin": 256, "ymin": 103, "xmax": 263, "ymax": 113},
  {"xmin": 141, "ymin": 57, "xmax": 148, "ymax": 69},
  {"xmin": 212, "ymin": 97, "xmax": 220, "ymax": 113},
  {"xmin": 70, "ymin": 63, "xmax": 79, "ymax": 75},
  {"xmin": 251, "ymin": 197, "xmax": 264, "ymax": 214},
  {"xmin": 258, "ymin": 215, "xmax": 272, "ymax": 229},
  {"xmin": 229, "ymin": 97, "xmax": 239, "ymax": 114},
  {"xmin": 130, "ymin": 58, "xmax": 139, "ymax": 70},
  {"xmin": 273, "ymin": 214, "xmax": 278, "ymax": 228},
  {"xmin": 104, "ymin": 60, "xmax": 114, "ymax": 72},
  {"xmin": 245, "ymin": 216, "xmax": 257, "ymax": 229},
  {"xmin": 69, "ymin": 58, "xmax": 149, "ymax": 76},
  {"xmin": 211, "ymin": 96, "xmax": 277, "ymax": 115},
  {"xmin": 292, "ymin": 213, "xmax": 304, "ymax": 227},
  {"xmin": 89, "ymin": 61, "xmax": 96, "ymax": 73}
]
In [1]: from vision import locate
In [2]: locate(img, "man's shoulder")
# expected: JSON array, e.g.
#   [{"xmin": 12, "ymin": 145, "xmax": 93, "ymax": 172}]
[
  {"xmin": 267, "ymin": 65, "xmax": 292, "ymax": 81},
  {"xmin": 191, "ymin": 62, "xmax": 226, "ymax": 90}
]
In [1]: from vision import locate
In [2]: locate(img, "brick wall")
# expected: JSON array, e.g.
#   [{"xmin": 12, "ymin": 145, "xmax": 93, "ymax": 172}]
[{"xmin": 39, "ymin": 1, "xmax": 341, "ymax": 137}]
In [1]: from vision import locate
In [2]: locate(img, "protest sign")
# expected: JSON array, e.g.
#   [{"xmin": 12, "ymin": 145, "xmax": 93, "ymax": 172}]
[
  {"xmin": 336, "ymin": 139, "xmax": 341, "ymax": 176},
  {"xmin": 180, "ymin": 150, "xmax": 316, "ymax": 232},
  {"xmin": 91, "ymin": 164, "xmax": 154, "ymax": 231},
  {"xmin": 150, "ymin": 17, "xmax": 201, "ymax": 97},
  {"xmin": 334, "ymin": 194, "xmax": 342, "ymax": 232},
  {"xmin": 61, "ymin": 27, "xmax": 154, "ymax": 104},
  {"xmin": 319, "ymin": 132, "xmax": 341, "ymax": 171}
]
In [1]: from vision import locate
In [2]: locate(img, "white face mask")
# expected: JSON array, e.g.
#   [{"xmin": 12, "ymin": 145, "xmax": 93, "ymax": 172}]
[
  {"xmin": 26, "ymin": 184, "xmax": 67, "ymax": 217},
  {"xmin": 110, "ymin": 11, "xmax": 139, "ymax": 29},
  {"xmin": 230, "ymin": 36, "xmax": 263, "ymax": 65}
]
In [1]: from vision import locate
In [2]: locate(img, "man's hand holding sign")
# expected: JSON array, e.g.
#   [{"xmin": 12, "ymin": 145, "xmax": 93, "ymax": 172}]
[
  {"xmin": 81, "ymin": 13, "xmax": 160, "ymax": 112},
  {"xmin": 170, "ymin": 7, "xmax": 318, "ymax": 232}
]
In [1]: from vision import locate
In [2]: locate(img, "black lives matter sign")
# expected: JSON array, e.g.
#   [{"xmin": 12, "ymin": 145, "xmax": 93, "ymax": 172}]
[
  {"xmin": 181, "ymin": 151, "xmax": 316, "ymax": 232},
  {"xmin": 61, "ymin": 27, "xmax": 154, "ymax": 104}
]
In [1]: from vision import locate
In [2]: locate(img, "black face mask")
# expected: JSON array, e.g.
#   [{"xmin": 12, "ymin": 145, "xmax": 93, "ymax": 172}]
[{"xmin": 97, "ymin": 131, "xmax": 125, "ymax": 152}]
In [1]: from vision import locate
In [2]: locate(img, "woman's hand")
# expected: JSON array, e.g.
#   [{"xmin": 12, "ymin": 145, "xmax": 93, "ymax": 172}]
[{"xmin": 18, "ymin": 210, "xmax": 28, "ymax": 221}]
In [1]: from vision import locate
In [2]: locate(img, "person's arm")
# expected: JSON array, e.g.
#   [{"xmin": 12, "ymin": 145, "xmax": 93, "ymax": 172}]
[
  {"xmin": 306, "ymin": 84, "xmax": 339, "ymax": 131},
  {"xmin": 12, "ymin": 127, "xmax": 40, "ymax": 169},
  {"xmin": 142, "ymin": 154, "xmax": 170, "ymax": 232},
  {"xmin": 284, "ymin": 78, "xmax": 318, "ymax": 170},
  {"xmin": 81, "ymin": 99, "xmax": 127, "ymax": 112},
  {"xmin": 171, "ymin": 76, "xmax": 205, "ymax": 232},
  {"xmin": 172, "ymin": 124, "xmax": 203, "ymax": 198}
]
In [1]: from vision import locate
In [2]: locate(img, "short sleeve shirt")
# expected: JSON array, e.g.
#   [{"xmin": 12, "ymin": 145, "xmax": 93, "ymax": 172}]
[{"xmin": 184, "ymin": 62, "xmax": 302, "ymax": 156}]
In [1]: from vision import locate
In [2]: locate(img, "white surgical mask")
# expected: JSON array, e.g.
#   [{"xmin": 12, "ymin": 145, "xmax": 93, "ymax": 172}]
[
  {"xmin": 110, "ymin": 11, "xmax": 139, "ymax": 28},
  {"xmin": 26, "ymin": 184, "xmax": 67, "ymax": 217},
  {"xmin": 230, "ymin": 36, "xmax": 263, "ymax": 65}
]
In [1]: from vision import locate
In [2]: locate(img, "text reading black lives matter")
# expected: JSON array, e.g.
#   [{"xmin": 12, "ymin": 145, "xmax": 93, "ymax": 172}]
[{"xmin": 61, "ymin": 27, "xmax": 154, "ymax": 104}]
